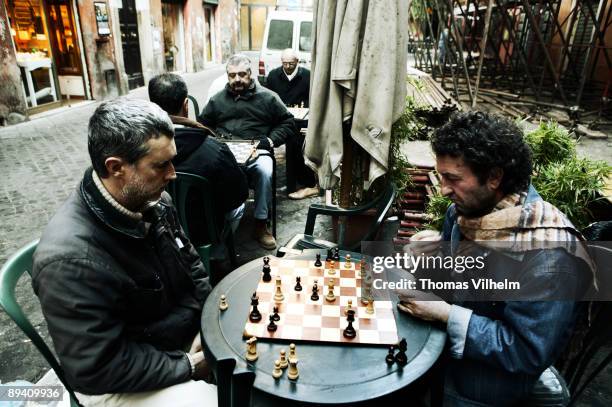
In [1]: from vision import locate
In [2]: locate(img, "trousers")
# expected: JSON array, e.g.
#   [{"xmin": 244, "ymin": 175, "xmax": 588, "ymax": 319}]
[{"xmin": 245, "ymin": 154, "xmax": 273, "ymax": 220}]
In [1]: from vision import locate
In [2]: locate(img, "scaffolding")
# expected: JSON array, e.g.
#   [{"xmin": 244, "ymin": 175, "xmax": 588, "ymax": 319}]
[{"xmin": 408, "ymin": 0, "xmax": 612, "ymax": 126}]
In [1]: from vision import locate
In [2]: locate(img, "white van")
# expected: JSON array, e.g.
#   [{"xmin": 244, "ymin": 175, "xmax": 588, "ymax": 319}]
[{"xmin": 258, "ymin": 10, "xmax": 313, "ymax": 84}]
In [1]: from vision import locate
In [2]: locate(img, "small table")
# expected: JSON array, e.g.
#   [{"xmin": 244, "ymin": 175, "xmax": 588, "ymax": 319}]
[
  {"xmin": 16, "ymin": 57, "xmax": 58, "ymax": 108},
  {"xmin": 201, "ymin": 251, "xmax": 446, "ymax": 405}
]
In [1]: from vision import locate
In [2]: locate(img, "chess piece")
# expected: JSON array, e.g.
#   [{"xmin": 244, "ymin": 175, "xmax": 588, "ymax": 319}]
[
  {"xmin": 385, "ymin": 345, "xmax": 396, "ymax": 365},
  {"xmin": 326, "ymin": 248, "xmax": 333, "ymax": 262},
  {"xmin": 272, "ymin": 360, "xmax": 283, "ymax": 379},
  {"xmin": 344, "ymin": 254, "xmax": 351, "ymax": 269},
  {"xmin": 366, "ymin": 299, "xmax": 375, "ymax": 315},
  {"xmin": 272, "ymin": 306, "xmax": 280, "ymax": 321},
  {"xmin": 395, "ymin": 338, "xmax": 408, "ymax": 366},
  {"xmin": 314, "ymin": 253, "xmax": 322, "ymax": 267},
  {"xmin": 345, "ymin": 299, "xmax": 353, "ymax": 316},
  {"xmin": 333, "ymin": 247, "xmax": 340, "ymax": 261},
  {"xmin": 273, "ymin": 276, "xmax": 285, "ymax": 302},
  {"xmin": 246, "ymin": 337, "xmax": 258, "ymax": 362},
  {"xmin": 267, "ymin": 315, "xmax": 278, "ymax": 332},
  {"xmin": 343, "ymin": 309, "xmax": 357, "ymax": 339},
  {"xmin": 359, "ymin": 259, "xmax": 367, "ymax": 278},
  {"xmin": 311, "ymin": 280, "xmax": 319, "ymax": 301},
  {"xmin": 287, "ymin": 357, "xmax": 299, "ymax": 380},
  {"xmin": 328, "ymin": 260, "xmax": 336, "ymax": 275},
  {"xmin": 262, "ymin": 256, "xmax": 272, "ymax": 282},
  {"xmin": 279, "ymin": 349, "xmax": 288, "ymax": 369},
  {"xmin": 294, "ymin": 276, "xmax": 302, "ymax": 291},
  {"xmin": 249, "ymin": 292, "xmax": 262, "ymax": 322},
  {"xmin": 219, "ymin": 295, "xmax": 229, "ymax": 311},
  {"xmin": 325, "ymin": 279, "xmax": 336, "ymax": 302},
  {"xmin": 289, "ymin": 343, "xmax": 297, "ymax": 359}
]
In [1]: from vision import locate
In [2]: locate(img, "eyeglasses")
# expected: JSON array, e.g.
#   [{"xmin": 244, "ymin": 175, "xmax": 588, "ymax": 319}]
[{"xmin": 282, "ymin": 61, "xmax": 298, "ymax": 67}]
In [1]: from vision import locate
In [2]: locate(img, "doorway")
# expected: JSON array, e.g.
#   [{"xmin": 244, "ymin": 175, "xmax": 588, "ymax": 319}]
[
  {"xmin": 203, "ymin": 5, "xmax": 215, "ymax": 64},
  {"xmin": 118, "ymin": 0, "xmax": 144, "ymax": 89},
  {"xmin": 162, "ymin": 2, "xmax": 185, "ymax": 72}
]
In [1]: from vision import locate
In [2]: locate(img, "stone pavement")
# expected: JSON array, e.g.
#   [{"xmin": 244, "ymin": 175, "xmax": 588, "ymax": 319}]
[{"xmin": 0, "ymin": 66, "xmax": 331, "ymax": 384}]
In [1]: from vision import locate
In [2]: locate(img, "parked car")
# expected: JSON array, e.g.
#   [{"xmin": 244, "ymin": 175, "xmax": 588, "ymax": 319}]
[{"xmin": 258, "ymin": 10, "xmax": 313, "ymax": 84}]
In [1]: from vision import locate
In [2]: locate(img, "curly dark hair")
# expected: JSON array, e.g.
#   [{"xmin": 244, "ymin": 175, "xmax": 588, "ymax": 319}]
[{"xmin": 431, "ymin": 111, "xmax": 533, "ymax": 195}]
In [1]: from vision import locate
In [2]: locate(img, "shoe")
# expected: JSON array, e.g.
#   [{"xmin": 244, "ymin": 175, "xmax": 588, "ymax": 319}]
[
  {"xmin": 288, "ymin": 187, "xmax": 319, "ymax": 200},
  {"xmin": 254, "ymin": 219, "xmax": 277, "ymax": 250}
]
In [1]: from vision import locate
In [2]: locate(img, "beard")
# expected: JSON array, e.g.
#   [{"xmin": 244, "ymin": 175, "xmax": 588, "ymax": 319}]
[
  {"xmin": 453, "ymin": 187, "xmax": 498, "ymax": 218},
  {"xmin": 120, "ymin": 173, "xmax": 163, "ymax": 211}
]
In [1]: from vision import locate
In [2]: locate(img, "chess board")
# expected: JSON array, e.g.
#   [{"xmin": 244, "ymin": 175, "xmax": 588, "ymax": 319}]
[
  {"xmin": 244, "ymin": 258, "xmax": 399, "ymax": 346},
  {"xmin": 287, "ymin": 107, "xmax": 309, "ymax": 120},
  {"xmin": 224, "ymin": 140, "xmax": 257, "ymax": 165}
]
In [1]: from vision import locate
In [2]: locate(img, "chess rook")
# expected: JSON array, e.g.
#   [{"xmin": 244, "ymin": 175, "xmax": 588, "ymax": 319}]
[{"xmin": 273, "ymin": 276, "xmax": 285, "ymax": 302}]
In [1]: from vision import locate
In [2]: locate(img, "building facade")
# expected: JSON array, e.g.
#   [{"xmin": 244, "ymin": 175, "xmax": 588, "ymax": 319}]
[{"xmin": 0, "ymin": 0, "xmax": 239, "ymax": 125}]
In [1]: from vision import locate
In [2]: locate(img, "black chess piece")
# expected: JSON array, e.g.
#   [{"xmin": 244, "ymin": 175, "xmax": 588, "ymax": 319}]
[
  {"xmin": 272, "ymin": 306, "xmax": 280, "ymax": 322},
  {"xmin": 395, "ymin": 338, "xmax": 408, "ymax": 366},
  {"xmin": 311, "ymin": 282, "xmax": 319, "ymax": 301},
  {"xmin": 326, "ymin": 249, "xmax": 333, "ymax": 262},
  {"xmin": 249, "ymin": 292, "xmax": 262, "ymax": 322},
  {"xmin": 343, "ymin": 309, "xmax": 357, "ymax": 339},
  {"xmin": 314, "ymin": 254, "xmax": 322, "ymax": 267},
  {"xmin": 385, "ymin": 345, "xmax": 396, "ymax": 365},
  {"xmin": 333, "ymin": 247, "xmax": 340, "ymax": 261},
  {"xmin": 294, "ymin": 276, "xmax": 303, "ymax": 291},
  {"xmin": 262, "ymin": 256, "xmax": 272, "ymax": 282},
  {"xmin": 267, "ymin": 314, "xmax": 278, "ymax": 332}
]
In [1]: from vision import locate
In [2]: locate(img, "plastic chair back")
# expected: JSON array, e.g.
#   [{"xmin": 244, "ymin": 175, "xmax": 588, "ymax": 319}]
[{"xmin": 0, "ymin": 240, "xmax": 81, "ymax": 406}]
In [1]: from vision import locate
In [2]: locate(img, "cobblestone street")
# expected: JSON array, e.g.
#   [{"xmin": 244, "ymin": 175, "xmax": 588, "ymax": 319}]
[{"xmin": 0, "ymin": 65, "xmax": 330, "ymax": 383}]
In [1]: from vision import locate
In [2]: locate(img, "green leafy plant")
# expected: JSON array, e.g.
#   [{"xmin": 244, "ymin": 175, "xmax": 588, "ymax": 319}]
[
  {"xmin": 525, "ymin": 121, "xmax": 576, "ymax": 167},
  {"xmin": 424, "ymin": 192, "xmax": 452, "ymax": 231}
]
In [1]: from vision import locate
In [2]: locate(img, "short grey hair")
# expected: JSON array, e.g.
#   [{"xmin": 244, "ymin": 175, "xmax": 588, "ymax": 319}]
[
  {"xmin": 281, "ymin": 48, "xmax": 298, "ymax": 61},
  {"xmin": 226, "ymin": 54, "xmax": 252, "ymax": 73},
  {"xmin": 88, "ymin": 98, "xmax": 174, "ymax": 178}
]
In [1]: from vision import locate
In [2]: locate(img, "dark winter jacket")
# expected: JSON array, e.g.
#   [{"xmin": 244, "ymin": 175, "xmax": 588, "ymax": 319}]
[
  {"xmin": 198, "ymin": 81, "xmax": 296, "ymax": 147},
  {"xmin": 32, "ymin": 167, "xmax": 212, "ymax": 395},
  {"xmin": 264, "ymin": 66, "xmax": 310, "ymax": 108},
  {"xmin": 172, "ymin": 120, "xmax": 249, "ymax": 244}
]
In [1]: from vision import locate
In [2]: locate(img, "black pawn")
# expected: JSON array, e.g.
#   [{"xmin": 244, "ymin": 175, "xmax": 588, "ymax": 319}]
[
  {"xmin": 385, "ymin": 345, "xmax": 396, "ymax": 365},
  {"xmin": 311, "ymin": 282, "xmax": 319, "ymax": 301},
  {"xmin": 262, "ymin": 256, "xmax": 271, "ymax": 282},
  {"xmin": 326, "ymin": 249, "xmax": 333, "ymax": 262},
  {"xmin": 272, "ymin": 306, "xmax": 280, "ymax": 321},
  {"xmin": 333, "ymin": 247, "xmax": 340, "ymax": 261},
  {"xmin": 314, "ymin": 254, "xmax": 322, "ymax": 267},
  {"xmin": 267, "ymin": 315, "xmax": 278, "ymax": 332},
  {"xmin": 295, "ymin": 276, "xmax": 303, "ymax": 291},
  {"xmin": 343, "ymin": 309, "xmax": 356, "ymax": 339},
  {"xmin": 395, "ymin": 338, "xmax": 408, "ymax": 366},
  {"xmin": 249, "ymin": 292, "xmax": 262, "ymax": 322}
]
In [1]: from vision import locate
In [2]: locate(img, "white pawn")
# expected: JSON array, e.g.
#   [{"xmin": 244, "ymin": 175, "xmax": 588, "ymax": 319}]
[
  {"xmin": 344, "ymin": 254, "xmax": 352, "ymax": 269},
  {"xmin": 289, "ymin": 343, "xmax": 297, "ymax": 360},
  {"xmin": 328, "ymin": 260, "xmax": 336, "ymax": 275},
  {"xmin": 219, "ymin": 295, "xmax": 228, "ymax": 311},
  {"xmin": 272, "ymin": 360, "xmax": 283, "ymax": 379},
  {"xmin": 246, "ymin": 337, "xmax": 258, "ymax": 362},
  {"xmin": 287, "ymin": 357, "xmax": 299, "ymax": 380},
  {"xmin": 279, "ymin": 349, "xmax": 288, "ymax": 369},
  {"xmin": 345, "ymin": 299, "xmax": 353, "ymax": 316}
]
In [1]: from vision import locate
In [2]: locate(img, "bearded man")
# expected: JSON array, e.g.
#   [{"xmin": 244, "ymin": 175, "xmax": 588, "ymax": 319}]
[{"xmin": 32, "ymin": 98, "xmax": 217, "ymax": 406}]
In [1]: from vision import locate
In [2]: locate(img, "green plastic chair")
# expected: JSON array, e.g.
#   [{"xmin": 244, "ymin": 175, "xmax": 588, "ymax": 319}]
[
  {"xmin": 0, "ymin": 239, "xmax": 82, "ymax": 407},
  {"xmin": 166, "ymin": 172, "xmax": 238, "ymax": 274}
]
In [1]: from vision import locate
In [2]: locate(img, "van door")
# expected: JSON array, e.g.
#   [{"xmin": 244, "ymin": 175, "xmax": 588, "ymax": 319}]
[{"xmin": 261, "ymin": 18, "xmax": 293, "ymax": 76}]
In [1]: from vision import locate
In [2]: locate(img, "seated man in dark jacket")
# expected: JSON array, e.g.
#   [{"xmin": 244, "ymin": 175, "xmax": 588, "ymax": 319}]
[
  {"xmin": 32, "ymin": 98, "xmax": 216, "ymax": 406},
  {"xmin": 148, "ymin": 73, "xmax": 248, "ymax": 242},
  {"xmin": 264, "ymin": 48, "xmax": 318, "ymax": 200},
  {"xmin": 398, "ymin": 112, "xmax": 592, "ymax": 406},
  {"xmin": 199, "ymin": 54, "xmax": 296, "ymax": 250}
]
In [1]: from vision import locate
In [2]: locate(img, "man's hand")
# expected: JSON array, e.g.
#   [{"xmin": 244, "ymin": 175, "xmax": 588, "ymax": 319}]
[
  {"xmin": 190, "ymin": 351, "xmax": 211, "ymax": 381},
  {"xmin": 396, "ymin": 290, "xmax": 451, "ymax": 324},
  {"xmin": 403, "ymin": 229, "xmax": 441, "ymax": 258},
  {"xmin": 189, "ymin": 333, "xmax": 202, "ymax": 354}
]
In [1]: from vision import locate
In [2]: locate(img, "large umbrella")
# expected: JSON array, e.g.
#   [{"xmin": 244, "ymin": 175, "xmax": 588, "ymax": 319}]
[{"xmin": 304, "ymin": 0, "xmax": 408, "ymax": 191}]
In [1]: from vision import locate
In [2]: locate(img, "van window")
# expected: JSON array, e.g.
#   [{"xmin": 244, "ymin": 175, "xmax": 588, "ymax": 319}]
[
  {"xmin": 268, "ymin": 20, "xmax": 293, "ymax": 50},
  {"xmin": 299, "ymin": 21, "xmax": 312, "ymax": 52}
]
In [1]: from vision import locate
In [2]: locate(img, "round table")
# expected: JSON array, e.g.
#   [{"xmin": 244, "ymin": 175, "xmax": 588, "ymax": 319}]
[{"xmin": 201, "ymin": 252, "xmax": 446, "ymax": 405}]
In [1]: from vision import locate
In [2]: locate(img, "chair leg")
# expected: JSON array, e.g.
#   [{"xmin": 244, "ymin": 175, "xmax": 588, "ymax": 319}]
[
  {"xmin": 232, "ymin": 368, "xmax": 256, "ymax": 407},
  {"xmin": 216, "ymin": 358, "xmax": 236, "ymax": 407},
  {"xmin": 226, "ymin": 232, "xmax": 238, "ymax": 268}
]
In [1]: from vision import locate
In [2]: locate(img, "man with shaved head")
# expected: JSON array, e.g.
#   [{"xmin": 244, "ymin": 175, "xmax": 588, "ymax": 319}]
[{"xmin": 265, "ymin": 48, "xmax": 317, "ymax": 200}]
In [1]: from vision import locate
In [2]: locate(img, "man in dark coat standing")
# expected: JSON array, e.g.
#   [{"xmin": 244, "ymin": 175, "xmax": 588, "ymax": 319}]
[{"xmin": 265, "ymin": 48, "xmax": 318, "ymax": 200}]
